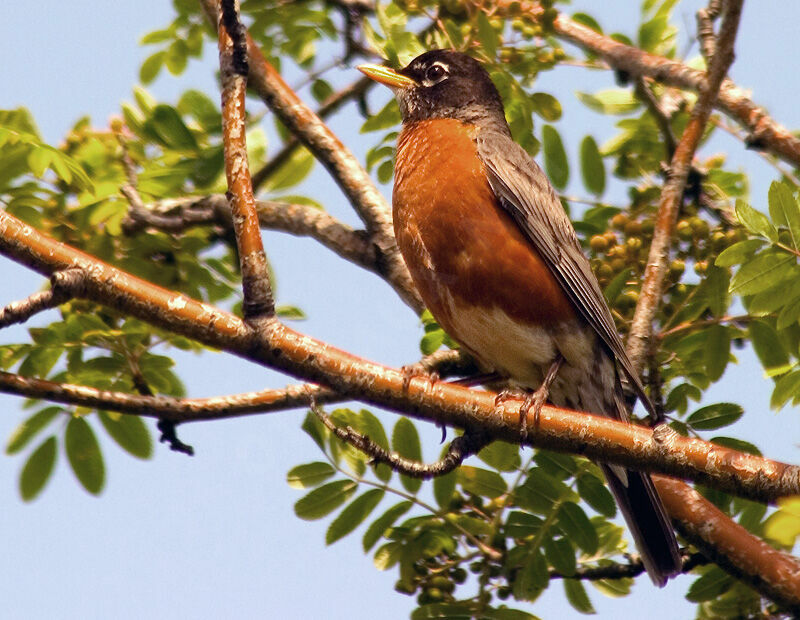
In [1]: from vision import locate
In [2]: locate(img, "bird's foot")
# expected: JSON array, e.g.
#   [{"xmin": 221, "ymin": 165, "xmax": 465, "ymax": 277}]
[{"xmin": 400, "ymin": 362, "xmax": 440, "ymax": 393}]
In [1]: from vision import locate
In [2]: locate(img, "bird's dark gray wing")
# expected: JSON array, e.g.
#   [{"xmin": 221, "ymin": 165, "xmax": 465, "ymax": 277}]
[{"xmin": 476, "ymin": 130, "xmax": 654, "ymax": 418}]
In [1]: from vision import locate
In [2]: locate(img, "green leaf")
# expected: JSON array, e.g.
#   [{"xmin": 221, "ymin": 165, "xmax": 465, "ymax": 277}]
[
  {"xmin": 286, "ymin": 461, "xmax": 336, "ymax": 489},
  {"xmin": 764, "ymin": 497, "xmax": 800, "ymax": 546},
  {"xmin": 704, "ymin": 324, "xmax": 730, "ymax": 381},
  {"xmin": 576, "ymin": 89, "xmax": 640, "ymax": 115},
  {"xmin": 771, "ymin": 370, "xmax": 800, "ymax": 410},
  {"xmin": 749, "ymin": 320, "xmax": 789, "ymax": 373},
  {"xmin": 576, "ymin": 474, "xmax": 616, "ymax": 517},
  {"xmin": 579, "ymin": 136, "xmax": 605, "ymax": 195},
  {"xmin": 6, "ymin": 406, "xmax": 61, "ymax": 455},
  {"xmin": 710, "ymin": 436, "xmax": 761, "ymax": 456},
  {"xmin": 513, "ymin": 550, "xmax": 548, "ymax": 602},
  {"xmin": 362, "ymin": 501, "xmax": 412, "ymax": 551},
  {"xmin": 98, "ymin": 411, "xmax": 152, "ymax": 459},
  {"xmin": 140, "ymin": 51, "xmax": 165, "ymax": 84},
  {"xmin": 543, "ymin": 536, "xmax": 576, "ymax": 576},
  {"xmin": 392, "ymin": 417, "xmax": 422, "ymax": 494},
  {"xmin": 768, "ymin": 181, "xmax": 800, "ymax": 251},
  {"xmin": 65, "ymin": 416, "xmax": 105, "ymax": 495},
  {"xmin": 326, "ymin": 489, "xmax": 385, "ymax": 545},
  {"xmin": 530, "ymin": 92, "xmax": 562, "ymax": 122},
  {"xmin": 476, "ymin": 13, "xmax": 498, "ymax": 57},
  {"xmin": 19, "ymin": 436, "xmax": 57, "ymax": 501},
  {"xmin": 477, "ymin": 441, "xmax": 521, "ymax": 472},
  {"xmin": 686, "ymin": 566, "xmax": 735, "ymax": 602},
  {"xmin": 541, "ymin": 125, "xmax": 568, "ymax": 190},
  {"xmin": 146, "ymin": 104, "xmax": 198, "ymax": 150},
  {"xmin": 557, "ymin": 502, "xmax": 599, "ymax": 554},
  {"xmin": 735, "ymin": 199, "xmax": 777, "ymax": 241},
  {"xmin": 457, "ymin": 466, "xmax": 507, "ymax": 498},
  {"xmin": 294, "ymin": 480, "xmax": 357, "ymax": 520},
  {"xmin": 564, "ymin": 578, "xmax": 596, "ymax": 614},
  {"xmin": 603, "ymin": 268, "xmax": 632, "ymax": 305},
  {"xmin": 516, "ymin": 469, "xmax": 571, "ymax": 514},
  {"xmin": 264, "ymin": 146, "xmax": 315, "ymax": 191},
  {"xmin": 420, "ymin": 329, "xmax": 445, "ymax": 355},
  {"xmin": 276, "ymin": 305, "xmax": 307, "ymax": 321},
  {"xmin": 729, "ymin": 249, "xmax": 795, "ymax": 296},
  {"xmin": 301, "ymin": 411, "xmax": 327, "ymax": 450},
  {"xmin": 361, "ymin": 99, "xmax": 402, "ymax": 133},
  {"xmin": 165, "ymin": 40, "xmax": 188, "ymax": 76},
  {"xmin": 687, "ymin": 403, "xmax": 743, "ymax": 431},
  {"xmin": 433, "ymin": 468, "xmax": 457, "ymax": 508}
]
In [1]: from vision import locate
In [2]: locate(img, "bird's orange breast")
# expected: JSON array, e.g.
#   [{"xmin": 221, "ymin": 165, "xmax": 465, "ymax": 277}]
[{"xmin": 393, "ymin": 119, "xmax": 577, "ymax": 347}]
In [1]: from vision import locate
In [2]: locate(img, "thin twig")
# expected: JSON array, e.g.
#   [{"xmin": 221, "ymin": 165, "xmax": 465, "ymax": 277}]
[
  {"xmin": 0, "ymin": 370, "xmax": 341, "ymax": 422},
  {"xmin": 549, "ymin": 550, "xmax": 707, "ymax": 581},
  {"xmin": 218, "ymin": 0, "xmax": 274, "ymax": 320},
  {"xmin": 0, "ymin": 268, "xmax": 84, "ymax": 328},
  {"xmin": 627, "ymin": 0, "xmax": 743, "ymax": 376},
  {"xmin": 312, "ymin": 401, "xmax": 490, "ymax": 479}
]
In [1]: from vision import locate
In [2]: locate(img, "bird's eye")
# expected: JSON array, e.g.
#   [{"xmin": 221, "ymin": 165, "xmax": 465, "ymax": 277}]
[{"xmin": 425, "ymin": 64, "xmax": 447, "ymax": 82}]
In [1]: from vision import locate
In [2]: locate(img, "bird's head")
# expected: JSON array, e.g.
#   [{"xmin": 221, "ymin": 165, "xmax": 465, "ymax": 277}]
[{"xmin": 358, "ymin": 50, "xmax": 508, "ymax": 131}]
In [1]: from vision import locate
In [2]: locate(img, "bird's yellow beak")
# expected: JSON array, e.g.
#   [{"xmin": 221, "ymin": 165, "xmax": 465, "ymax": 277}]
[{"xmin": 357, "ymin": 64, "xmax": 418, "ymax": 89}]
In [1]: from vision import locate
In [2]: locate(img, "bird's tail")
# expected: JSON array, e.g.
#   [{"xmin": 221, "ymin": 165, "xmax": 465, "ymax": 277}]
[{"xmin": 600, "ymin": 463, "xmax": 681, "ymax": 586}]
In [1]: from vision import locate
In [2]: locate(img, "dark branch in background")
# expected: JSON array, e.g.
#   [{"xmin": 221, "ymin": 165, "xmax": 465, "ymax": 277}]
[
  {"xmin": 550, "ymin": 549, "xmax": 708, "ymax": 581},
  {"xmin": 200, "ymin": 0, "xmax": 423, "ymax": 314},
  {"xmin": 121, "ymin": 194, "xmax": 379, "ymax": 279},
  {"xmin": 0, "ymin": 268, "xmax": 83, "ymax": 329},
  {"xmin": 313, "ymin": 401, "xmax": 490, "ymax": 479},
  {"xmin": 251, "ymin": 77, "xmax": 372, "ymax": 192},
  {"xmin": 218, "ymin": 0, "xmax": 274, "ymax": 320},
  {"xmin": 0, "ymin": 371, "xmax": 342, "ymax": 422},
  {"xmin": 627, "ymin": 0, "xmax": 742, "ymax": 376},
  {"xmin": 634, "ymin": 77, "xmax": 678, "ymax": 160}
]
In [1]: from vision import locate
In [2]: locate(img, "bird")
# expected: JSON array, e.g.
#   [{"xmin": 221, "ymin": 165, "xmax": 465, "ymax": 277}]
[{"xmin": 358, "ymin": 49, "xmax": 681, "ymax": 586}]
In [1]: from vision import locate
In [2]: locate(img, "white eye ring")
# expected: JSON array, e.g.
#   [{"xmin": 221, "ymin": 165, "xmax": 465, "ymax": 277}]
[{"xmin": 423, "ymin": 62, "xmax": 448, "ymax": 86}]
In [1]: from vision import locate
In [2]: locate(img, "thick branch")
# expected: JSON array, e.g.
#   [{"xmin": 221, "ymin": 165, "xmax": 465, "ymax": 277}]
[
  {"xmin": 218, "ymin": 0, "xmax": 274, "ymax": 319},
  {"xmin": 200, "ymin": 0, "xmax": 423, "ymax": 314},
  {"xmin": 657, "ymin": 476, "xmax": 800, "ymax": 614},
  {"xmin": 2, "ymin": 209, "xmax": 800, "ymax": 605},
  {"xmin": 0, "ymin": 370, "xmax": 341, "ymax": 422},
  {"xmin": 627, "ymin": 0, "xmax": 742, "ymax": 375},
  {"xmin": 2, "ymin": 209, "xmax": 799, "ymax": 503}
]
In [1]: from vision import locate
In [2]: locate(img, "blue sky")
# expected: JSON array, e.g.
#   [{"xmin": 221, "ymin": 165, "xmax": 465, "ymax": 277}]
[{"xmin": 2, "ymin": 2, "xmax": 800, "ymax": 618}]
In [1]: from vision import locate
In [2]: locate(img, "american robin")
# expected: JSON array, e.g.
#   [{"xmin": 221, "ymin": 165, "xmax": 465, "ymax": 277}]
[{"xmin": 358, "ymin": 50, "xmax": 681, "ymax": 586}]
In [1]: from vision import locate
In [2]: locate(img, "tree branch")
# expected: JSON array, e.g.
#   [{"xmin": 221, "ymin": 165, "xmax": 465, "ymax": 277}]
[
  {"xmin": 627, "ymin": 0, "xmax": 742, "ymax": 376},
  {"xmin": 0, "ymin": 370, "xmax": 341, "ymax": 422},
  {"xmin": 218, "ymin": 0, "xmax": 274, "ymax": 320},
  {"xmin": 200, "ymin": 0, "xmax": 423, "ymax": 314},
  {"xmin": 2, "ymin": 206, "xmax": 800, "ymax": 605},
  {"xmin": 313, "ymin": 403, "xmax": 489, "ymax": 478},
  {"xmin": 122, "ymin": 194, "xmax": 380, "ymax": 277},
  {"xmin": 2, "ymin": 209, "xmax": 799, "ymax": 503},
  {"xmin": 497, "ymin": 1, "xmax": 800, "ymax": 167},
  {"xmin": 0, "ymin": 268, "xmax": 83, "ymax": 328},
  {"xmin": 657, "ymin": 475, "xmax": 800, "ymax": 614}
]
